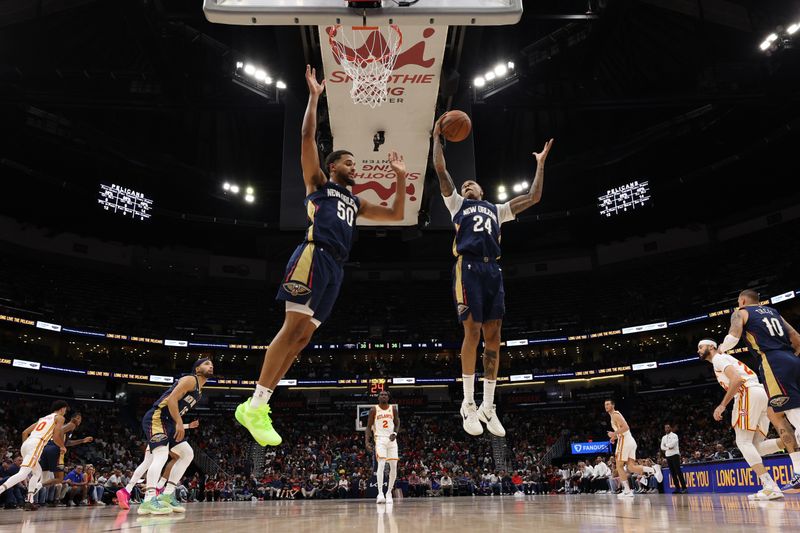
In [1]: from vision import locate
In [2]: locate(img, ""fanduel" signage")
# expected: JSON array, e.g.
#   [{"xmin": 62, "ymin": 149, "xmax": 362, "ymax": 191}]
[{"xmin": 571, "ymin": 441, "xmax": 611, "ymax": 454}]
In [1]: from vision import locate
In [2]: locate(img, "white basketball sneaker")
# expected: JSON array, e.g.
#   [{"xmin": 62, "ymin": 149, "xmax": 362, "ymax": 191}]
[
  {"xmin": 477, "ymin": 403, "xmax": 506, "ymax": 437},
  {"xmin": 653, "ymin": 465, "xmax": 664, "ymax": 483},
  {"xmin": 748, "ymin": 487, "xmax": 784, "ymax": 501},
  {"xmin": 376, "ymin": 493, "xmax": 386, "ymax": 504},
  {"xmin": 460, "ymin": 401, "xmax": 483, "ymax": 436},
  {"xmin": 386, "ymin": 492, "xmax": 393, "ymax": 504},
  {"xmin": 617, "ymin": 490, "xmax": 634, "ymax": 499}
]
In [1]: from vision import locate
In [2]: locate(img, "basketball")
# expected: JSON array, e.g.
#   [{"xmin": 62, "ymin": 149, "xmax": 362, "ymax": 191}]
[{"xmin": 440, "ymin": 110, "xmax": 472, "ymax": 142}]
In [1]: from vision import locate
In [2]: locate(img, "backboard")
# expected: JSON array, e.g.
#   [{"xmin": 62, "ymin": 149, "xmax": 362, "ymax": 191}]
[{"xmin": 203, "ymin": 0, "xmax": 523, "ymax": 27}]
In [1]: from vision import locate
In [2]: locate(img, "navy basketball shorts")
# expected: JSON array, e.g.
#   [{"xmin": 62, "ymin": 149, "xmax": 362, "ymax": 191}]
[
  {"xmin": 39, "ymin": 442, "xmax": 63, "ymax": 472},
  {"xmin": 142, "ymin": 407, "xmax": 183, "ymax": 450},
  {"xmin": 452, "ymin": 256, "xmax": 505, "ymax": 323},
  {"xmin": 276, "ymin": 242, "xmax": 344, "ymax": 327},
  {"xmin": 758, "ymin": 349, "xmax": 800, "ymax": 412}
]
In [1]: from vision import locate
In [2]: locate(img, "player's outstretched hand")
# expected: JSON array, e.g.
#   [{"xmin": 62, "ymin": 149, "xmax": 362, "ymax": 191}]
[
  {"xmin": 533, "ymin": 138, "xmax": 555, "ymax": 164},
  {"xmin": 174, "ymin": 426, "xmax": 185, "ymax": 443},
  {"xmin": 607, "ymin": 431, "xmax": 616, "ymax": 442},
  {"xmin": 83, "ymin": 436, "xmax": 94, "ymax": 444},
  {"xmin": 305, "ymin": 65, "xmax": 325, "ymax": 97},
  {"xmin": 433, "ymin": 113, "xmax": 447, "ymax": 137},
  {"xmin": 713, "ymin": 405, "xmax": 725, "ymax": 422},
  {"xmin": 388, "ymin": 151, "xmax": 406, "ymax": 176}
]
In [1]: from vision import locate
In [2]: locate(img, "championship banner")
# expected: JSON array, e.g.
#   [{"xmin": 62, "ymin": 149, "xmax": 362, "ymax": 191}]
[
  {"xmin": 320, "ymin": 25, "xmax": 448, "ymax": 226},
  {"xmin": 663, "ymin": 455, "xmax": 796, "ymax": 493}
]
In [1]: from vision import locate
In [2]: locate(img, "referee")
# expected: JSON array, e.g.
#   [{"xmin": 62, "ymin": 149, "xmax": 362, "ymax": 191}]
[{"xmin": 661, "ymin": 423, "xmax": 687, "ymax": 493}]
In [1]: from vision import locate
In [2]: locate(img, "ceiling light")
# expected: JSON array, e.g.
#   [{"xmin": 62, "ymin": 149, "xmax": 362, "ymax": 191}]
[
  {"xmin": 485, "ymin": 71, "xmax": 496, "ymax": 81},
  {"xmin": 507, "ymin": 61, "xmax": 515, "ymax": 70},
  {"xmin": 244, "ymin": 64, "xmax": 256, "ymax": 76},
  {"xmin": 230, "ymin": 185, "xmax": 240, "ymax": 194},
  {"xmin": 498, "ymin": 191, "xmax": 508, "ymax": 201},
  {"xmin": 498, "ymin": 185, "xmax": 506, "ymax": 193},
  {"xmin": 276, "ymin": 80, "xmax": 286, "ymax": 89},
  {"xmin": 474, "ymin": 76, "xmax": 486, "ymax": 87},
  {"xmin": 513, "ymin": 184, "xmax": 523, "ymax": 193},
  {"xmin": 254, "ymin": 70, "xmax": 267, "ymax": 81},
  {"xmin": 223, "ymin": 182, "xmax": 231, "ymax": 191},
  {"xmin": 245, "ymin": 194, "xmax": 255, "ymax": 203},
  {"xmin": 246, "ymin": 186, "xmax": 254, "ymax": 195},
  {"xmin": 494, "ymin": 64, "xmax": 508, "ymax": 77},
  {"xmin": 788, "ymin": 23, "xmax": 799, "ymax": 35}
]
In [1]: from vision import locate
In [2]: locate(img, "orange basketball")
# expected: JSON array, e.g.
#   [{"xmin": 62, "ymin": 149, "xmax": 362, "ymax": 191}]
[{"xmin": 440, "ymin": 110, "xmax": 472, "ymax": 142}]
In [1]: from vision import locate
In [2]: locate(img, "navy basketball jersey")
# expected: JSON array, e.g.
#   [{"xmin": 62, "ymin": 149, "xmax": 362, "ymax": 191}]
[
  {"xmin": 446, "ymin": 195, "xmax": 513, "ymax": 258},
  {"xmin": 152, "ymin": 375, "xmax": 202, "ymax": 418},
  {"xmin": 304, "ymin": 181, "xmax": 361, "ymax": 262},
  {"xmin": 743, "ymin": 305, "xmax": 794, "ymax": 354}
]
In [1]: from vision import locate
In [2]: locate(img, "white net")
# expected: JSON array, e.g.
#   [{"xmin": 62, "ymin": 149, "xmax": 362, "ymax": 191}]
[{"xmin": 327, "ymin": 25, "xmax": 403, "ymax": 108}]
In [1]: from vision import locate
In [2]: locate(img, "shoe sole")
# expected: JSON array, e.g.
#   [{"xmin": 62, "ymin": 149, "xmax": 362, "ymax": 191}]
[{"xmin": 235, "ymin": 403, "xmax": 283, "ymax": 446}]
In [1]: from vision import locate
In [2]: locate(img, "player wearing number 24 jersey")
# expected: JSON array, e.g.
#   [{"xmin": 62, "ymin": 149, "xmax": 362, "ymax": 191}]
[
  {"xmin": 432, "ymin": 112, "xmax": 554, "ymax": 439},
  {"xmin": 236, "ymin": 65, "xmax": 408, "ymax": 448}
]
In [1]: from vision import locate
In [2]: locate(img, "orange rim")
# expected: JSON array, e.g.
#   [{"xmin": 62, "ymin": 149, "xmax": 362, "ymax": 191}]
[{"xmin": 328, "ymin": 24, "xmax": 403, "ymax": 64}]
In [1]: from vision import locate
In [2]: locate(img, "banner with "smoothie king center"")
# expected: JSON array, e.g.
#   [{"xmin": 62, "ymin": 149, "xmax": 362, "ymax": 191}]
[{"xmin": 319, "ymin": 25, "xmax": 447, "ymax": 226}]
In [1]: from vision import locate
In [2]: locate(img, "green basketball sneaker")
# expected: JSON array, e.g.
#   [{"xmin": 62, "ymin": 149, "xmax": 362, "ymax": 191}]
[
  {"xmin": 235, "ymin": 399, "xmax": 282, "ymax": 446},
  {"xmin": 158, "ymin": 492, "xmax": 185, "ymax": 513},
  {"xmin": 137, "ymin": 496, "xmax": 172, "ymax": 515}
]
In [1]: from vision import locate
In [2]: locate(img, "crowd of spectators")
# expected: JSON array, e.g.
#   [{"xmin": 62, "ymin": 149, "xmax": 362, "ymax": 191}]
[{"xmin": 0, "ymin": 382, "xmax": 754, "ymax": 510}]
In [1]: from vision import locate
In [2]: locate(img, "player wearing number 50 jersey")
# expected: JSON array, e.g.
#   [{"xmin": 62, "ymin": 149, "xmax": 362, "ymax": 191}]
[
  {"xmin": 433, "ymin": 113, "xmax": 554, "ymax": 438},
  {"xmin": 697, "ymin": 339, "xmax": 785, "ymax": 500},
  {"xmin": 0, "ymin": 400, "xmax": 68, "ymax": 511},
  {"xmin": 237, "ymin": 65, "xmax": 408, "ymax": 448}
]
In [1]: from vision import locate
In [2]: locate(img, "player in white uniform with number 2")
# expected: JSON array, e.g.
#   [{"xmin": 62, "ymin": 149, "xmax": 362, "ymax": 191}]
[
  {"xmin": 698, "ymin": 339, "xmax": 784, "ymax": 500},
  {"xmin": 366, "ymin": 391, "xmax": 400, "ymax": 504},
  {"xmin": 0, "ymin": 400, "xmax": 68, "ymax": 511},
  {"xmin": 605, "ymin": 399, "xmax": 660, "ymax": 498}
]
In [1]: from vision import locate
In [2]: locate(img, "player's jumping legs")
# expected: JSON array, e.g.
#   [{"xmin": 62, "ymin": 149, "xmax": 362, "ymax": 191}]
[
  {"xmin": 459, "ymin": 316, "xmax": 483, "ymax": 436},
  {"xmin": 478, "ymin": 319, "xmax": 505, "ymax": 436},
  {"xmin": 237, "ymin": 311, "xmax": 315, "ymax": 446}
]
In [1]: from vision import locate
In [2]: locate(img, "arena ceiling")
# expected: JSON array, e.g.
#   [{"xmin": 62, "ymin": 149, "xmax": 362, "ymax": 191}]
[{"xmin": 0, "ymin": 0, "xmax": 798, "ymax": 261}]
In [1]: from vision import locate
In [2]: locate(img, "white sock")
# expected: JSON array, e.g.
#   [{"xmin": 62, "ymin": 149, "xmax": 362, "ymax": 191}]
[
  {"xmin": 157, "ymin": 477, "xmax": 167, "ymax": 489},
  {"xmin": 790, "ymin": 452, "xmax": 800, "ymax": 476},
  {"xmin": 462, "ymin": 374, "xmax": 475, "ymax": 405},
  {"xmin": 622, "ymin": 480, "xmax": 630, "ymax": 491},
  {"xmin": 759, "ymin": 473, "xmax": 778, "ymax": 490},
  {"xmin": 163, "ymin": 482, "xmax": 176, "ymax": 495},
  {"xmin": 250, "ymin": 384, "xmax": 273, "ymax": 408},
  {"xmin": 483, "ymin": 379, "xmax": 497, "ymax": 407},
  {"xmin": 376, "ymin": 460, "xmax": 386, "ymax": 496},
  {"xmin": 388, "ymin": 461, "xmax": 397, "ymax": 494}
]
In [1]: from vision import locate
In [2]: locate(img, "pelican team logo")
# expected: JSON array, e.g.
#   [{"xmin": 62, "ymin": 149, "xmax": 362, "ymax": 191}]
[
  {"xmin": 769, "ymin": 394, "xmax": 790, "ymax": 408},
  {"xmin": 457, "ymin": 304, "xmax": 470, "ymax": 315},
  {"xmin": 282, "ymin": 282, "xmax": 311, "ymax": 297}
]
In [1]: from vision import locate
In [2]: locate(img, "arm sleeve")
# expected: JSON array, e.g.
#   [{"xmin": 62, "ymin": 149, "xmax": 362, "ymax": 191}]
[
  {"xmin": 442, "ymin": 193, "xmax": 464, "ymax": 217},
  {"xmin": 496, "ymin": 202, "xmax": 516, "ymax": 225}
]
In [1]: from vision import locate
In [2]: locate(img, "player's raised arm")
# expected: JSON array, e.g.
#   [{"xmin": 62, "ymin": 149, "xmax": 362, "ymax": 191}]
[
  {"xmin": 432, "ymin": 115, "xmax": 456, "ymax": 197},
  {"xmin": 718, "ymin": 308, "xmax": 747, "ymax": 353},
  {"xmin": 365, "ymin": 407, "xmax": 376, "ymax": 452},
  {"xmin": 508, "ymin": 138, "xmax": 554, "ymax": 216},
  {"xmin": 359, "ymin": 151, "xmax": 406, "ymax": 221},
  {"xmin": 301, "ymin": 65, "xmax": 328, "ymax": 196}
]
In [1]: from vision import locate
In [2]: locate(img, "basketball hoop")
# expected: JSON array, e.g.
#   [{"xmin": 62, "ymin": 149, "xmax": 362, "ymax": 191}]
[{"xmin": 327, "ymin": 24, "xmax": 403, "ymax": 108}]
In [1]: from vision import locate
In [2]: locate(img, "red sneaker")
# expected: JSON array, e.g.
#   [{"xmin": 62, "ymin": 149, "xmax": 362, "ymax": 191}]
[{"xmin": 116, "ymin": 488, "xmax": 130, "ymax": 510}]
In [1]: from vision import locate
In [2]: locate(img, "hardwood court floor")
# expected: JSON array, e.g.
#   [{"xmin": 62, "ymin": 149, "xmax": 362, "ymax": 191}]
[{"xmin": 2, "ymin": 493, "xmax": 800, "ymax": 532}]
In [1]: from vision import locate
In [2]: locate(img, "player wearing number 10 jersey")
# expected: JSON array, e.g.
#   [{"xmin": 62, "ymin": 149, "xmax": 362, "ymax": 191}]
[
  {"xmin": 236, "ymin": 66, "xmax": 408, "ymax": 448},
  {"xmin": 432, "ymin": 113, "xmax": 554, "ymax": 437}
]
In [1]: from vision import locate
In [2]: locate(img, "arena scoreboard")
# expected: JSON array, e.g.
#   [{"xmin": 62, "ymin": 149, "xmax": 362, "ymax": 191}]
[
  {"xmin": 598, "ymin": 180, "xmax": 651, "ymax": 217},
  {"xmin": 98, "ymin": 183, "xmax": 153, "ymax": 220}
]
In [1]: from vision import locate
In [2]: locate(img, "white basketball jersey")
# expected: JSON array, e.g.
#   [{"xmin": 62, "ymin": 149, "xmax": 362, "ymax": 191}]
[
  {"xmin": 29, "ymin": 413, "xmax": 57, "ymax": 441},
  {"xmin": 712, "ymin": 353, "xmax": 760, "ymax": 391},
  {"xmin": 611, "ymin": 411, "xmax": 632, "ymax": 439},
  {"xmin": 373, "ymin": 405, "xmax": 394, "ymax": 438}
]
